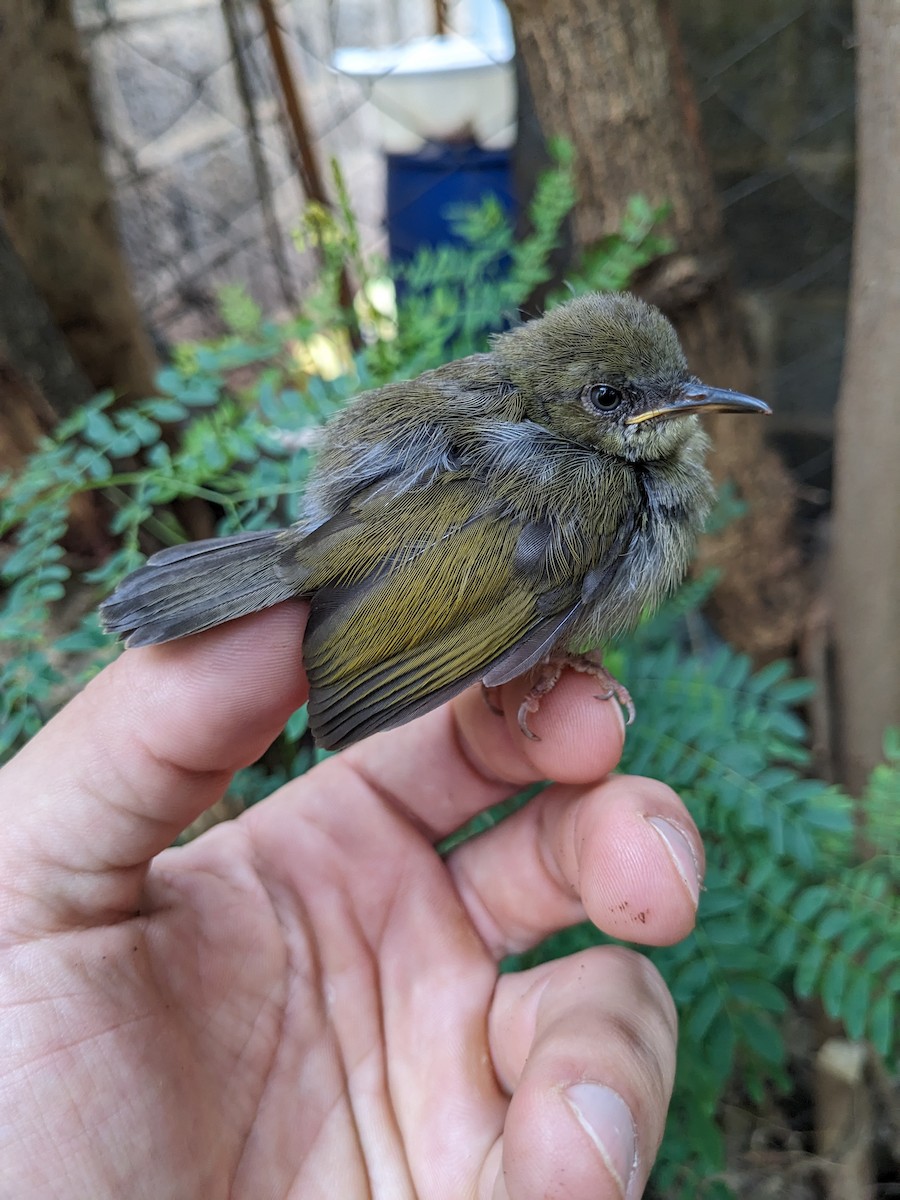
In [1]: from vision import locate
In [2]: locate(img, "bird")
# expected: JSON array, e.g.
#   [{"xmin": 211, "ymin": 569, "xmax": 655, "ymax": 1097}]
[{"xmin": 101, "ymin": 291, "xmax": 770, "ymax": 750}]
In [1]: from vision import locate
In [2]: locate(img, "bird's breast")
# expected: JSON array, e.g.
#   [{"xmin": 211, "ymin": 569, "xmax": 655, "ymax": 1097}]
[{"xmin": 567, "ymin": 456, "xmax": 711, "ymax": 649}]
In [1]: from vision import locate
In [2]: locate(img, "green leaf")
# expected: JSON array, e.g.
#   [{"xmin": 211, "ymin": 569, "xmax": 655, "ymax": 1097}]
[
  {"xmin": 728, "ymin": 977, "xmax": 788, "ymax": 1013},
  {"xmin": 683, "ymin": 988, "xmax": 723, "ymax": 1043},
  {"xmin": 142, "ymin": 398, "xmax": 188, "ymax": 422},
  {"xmin": 795, "ymin": 942, "xmax": 826, "ymax": 997},
  {"xmin": 83, "ymin": 409, "xmax": 118, "ymax": 446},
  {"xmin": 793, "ymin": 886, "xmax": 831, "ymax": 923},
  {"xmin": 738, "ymin": 1011, "xmax": 785, "ymax": 1066},
  {"xmin": 772, "ymin": 678, "xmax": 816, "ymax": 705},
  {"xmin": 217, "ymin": 284, "xmax": 263, "ymax": 336},
  {"xmin": 816, "ymin": 909, "xmax": 854, "ymax": 939},
  {"xmin": 868, "ymin": 991, "xmax": 895, "ymax": 1057},
  {"xmin": 768, "ymin": 924, "xmax": 799, "ymax": 966},
  {"xmin": 284, "ymin": 705, "xmax": 309, "ymax": 742},
  {"xmin": 748, "ymin": 658, "xmax": 791, "ymax": 692},
  {"xmin": 842, "ymin": 971, "xmax": 871, "ymax": 1040},
  {"xmin": 703, "ymin": 1014, "xmax": 736, "ymax": 1082},
  {"xmin": 821, "ymin": 954, "xmax": 848, "ymax": 1019}
]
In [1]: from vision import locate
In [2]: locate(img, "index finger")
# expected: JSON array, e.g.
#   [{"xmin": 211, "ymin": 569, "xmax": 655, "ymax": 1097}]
[{"xmin": 0, "ymin": 605, "xmax": 308, "ymax": 936}]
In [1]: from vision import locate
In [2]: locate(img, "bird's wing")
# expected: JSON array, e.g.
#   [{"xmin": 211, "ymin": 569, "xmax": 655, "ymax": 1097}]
[{"xmin": 298, "ymin": 471, "xmax": 627, "ymax": 750}]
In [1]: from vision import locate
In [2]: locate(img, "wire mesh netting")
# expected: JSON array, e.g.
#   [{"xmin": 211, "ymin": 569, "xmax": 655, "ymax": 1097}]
[{"xmin": 679, "ymin": 0, "xmax": 854, "ymax": 448}]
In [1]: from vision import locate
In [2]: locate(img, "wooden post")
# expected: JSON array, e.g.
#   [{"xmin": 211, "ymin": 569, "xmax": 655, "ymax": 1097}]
[{"xmin": 256, "ymin": 0, "xmax": 356, "ymax": 317}]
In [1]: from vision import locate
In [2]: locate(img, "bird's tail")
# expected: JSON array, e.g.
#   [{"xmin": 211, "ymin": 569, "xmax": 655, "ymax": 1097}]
[{"xmin": 100, "ymin": 529, "xmax": 300, "ymax": 648}]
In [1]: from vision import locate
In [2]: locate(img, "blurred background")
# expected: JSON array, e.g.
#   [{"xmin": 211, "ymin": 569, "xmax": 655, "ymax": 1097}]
[
  {"xmin": 1, "ymin": 2, "xmax": 897, "ymax": 1197},
  {"xmin": 71, "ymin": 0, "xmax": 854, "ymax": 447}
]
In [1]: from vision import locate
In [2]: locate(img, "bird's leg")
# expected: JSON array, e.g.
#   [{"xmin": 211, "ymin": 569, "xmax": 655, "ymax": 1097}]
[
  {"xmin": 516, "ymin": 660, "xmax": 565, "ymax": 739},
  {"xmin": 517, "ymin": 650, "xmax": 636, "ymax": 740}
]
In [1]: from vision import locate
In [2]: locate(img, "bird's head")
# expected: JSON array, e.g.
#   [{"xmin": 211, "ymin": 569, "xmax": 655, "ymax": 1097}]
[{"xmin": 492, "ymin": 292, "xmax": 770, "ymax": 461}]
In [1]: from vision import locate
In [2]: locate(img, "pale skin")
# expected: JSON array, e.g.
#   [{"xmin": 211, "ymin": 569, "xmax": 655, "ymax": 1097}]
[{"xmin": 0, "ymin": 605, "xmax": 704, "ymax": 1199}]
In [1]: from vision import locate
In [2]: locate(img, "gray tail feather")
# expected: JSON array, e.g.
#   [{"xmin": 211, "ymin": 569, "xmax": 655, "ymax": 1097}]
[{"xmin": 100, "ymin": 529, "xmax": 299, "ymax": 648}]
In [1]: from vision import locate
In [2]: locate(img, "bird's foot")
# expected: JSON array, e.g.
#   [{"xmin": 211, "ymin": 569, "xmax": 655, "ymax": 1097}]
[{"xmin": 516, "ymin": 651, "xmax": 635, "ymax": 741}]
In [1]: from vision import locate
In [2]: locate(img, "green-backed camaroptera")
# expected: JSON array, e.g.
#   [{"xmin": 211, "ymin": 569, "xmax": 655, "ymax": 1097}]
[{"xmin": 101, "ymin": 292, "xmax": 769, "ymax": 749}]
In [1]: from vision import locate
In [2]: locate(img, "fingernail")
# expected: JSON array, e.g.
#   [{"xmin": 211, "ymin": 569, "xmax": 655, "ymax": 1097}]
[
  {"xmin": 564, "ymin": 1083, "xmax": 637, "ymax": 1200},
  {"xmin": 647, "ymin": 816, "xmax": 701, "ymax": 909}
]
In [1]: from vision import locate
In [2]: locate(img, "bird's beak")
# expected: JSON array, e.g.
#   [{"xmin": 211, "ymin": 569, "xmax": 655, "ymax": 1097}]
[{"xmin": 625, "ymin": 383, "xmax": 772, "ymax": 425}]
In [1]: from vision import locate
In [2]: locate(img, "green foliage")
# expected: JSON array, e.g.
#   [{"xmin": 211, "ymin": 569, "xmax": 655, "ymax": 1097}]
[
  {"xmin": 1, "ymin": 149, "xmax": 896, "ymax": 1199},
  {"xmin": 296, "ymin": 142, "xmax": 672, "ymax": 387},
  {"xmin": 507, "ymin": 612, "xmax": 899, "ymax": 1197},
  {"xmin": 624, "ymin": 632, "xmax": 898, "ymax": 1196}
]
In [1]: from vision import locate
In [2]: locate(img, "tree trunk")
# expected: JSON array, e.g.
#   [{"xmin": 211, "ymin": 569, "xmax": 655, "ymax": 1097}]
[
  {"xmin": 507, "ymin": 0, "xmax": 805, "ymax": 660},
  {"xmin": 0, "ymin": 219, "xmax": 112, "ymax": 551},
  {"xmin": 831, "ymin": 0, "xmax": 900, "ymax": 793},
  {"xmin": 0, "ymin": 0, "xmax": 157, "ymax": 410},
  {"xmin": 0, "ymin": 218, "xmax": 93, "ymax": 468}
]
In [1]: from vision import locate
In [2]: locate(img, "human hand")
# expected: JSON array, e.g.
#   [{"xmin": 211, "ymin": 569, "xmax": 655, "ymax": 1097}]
[{"xmin": 0, "ymin": 605, "xmax": 703, "ymax": 1199}]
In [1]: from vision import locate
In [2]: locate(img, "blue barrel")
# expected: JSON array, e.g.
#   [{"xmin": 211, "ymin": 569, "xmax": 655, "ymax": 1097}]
[{"xmin": 386, "ymin": 142, "xmax": 515, "ymax": 264}]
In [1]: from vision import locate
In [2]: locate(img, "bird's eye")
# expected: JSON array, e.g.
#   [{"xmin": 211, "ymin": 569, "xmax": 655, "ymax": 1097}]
[{"xmin": 585, "ymin": 384, "xmax": 624, "ymax": 412}]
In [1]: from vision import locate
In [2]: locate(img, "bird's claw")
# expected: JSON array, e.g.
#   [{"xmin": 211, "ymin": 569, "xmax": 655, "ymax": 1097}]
[
  {"xmin": 593, "ymin": 681, "xmax": 636, "ymax": 726},
  {"xmin": 515, "ymin": 653, "xmax": 636, "ymax": 738},
  {"xmin": 481, "ymin": 682, "xmax": 504, "ymax": 716}
]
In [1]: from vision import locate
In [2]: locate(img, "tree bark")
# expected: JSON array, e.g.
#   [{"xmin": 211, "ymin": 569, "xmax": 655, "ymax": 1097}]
[
  {"xmin": 0, "ymin": 219, "xmax": 111, "ymax": 551},
  {"xmin": 0, "ymin": 0, "xmax": 157, "ymax": 409},
  {"xmin": 831, "ymin": 0, "xmax": 900, "ymax": 792},
  {"xmin": 0, "ymin": 218, "xmax": 93, "ymax": 458},
  {"xmin": 507, "ymin": 0, "xmax": 804, "ymax": 659}
]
